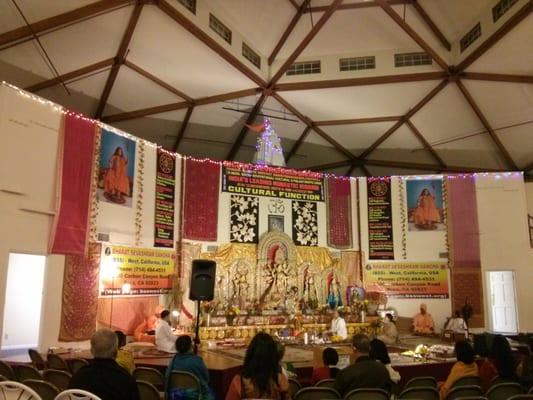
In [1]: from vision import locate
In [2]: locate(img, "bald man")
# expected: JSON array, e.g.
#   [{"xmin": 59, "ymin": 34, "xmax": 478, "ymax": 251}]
[
  {"xmin": 412, "ymin": 303, "xmax": 435, "ymax": 335},
  {"xmin": 69, "ymin": 328, "xmax": 140, "ymax": 400}
]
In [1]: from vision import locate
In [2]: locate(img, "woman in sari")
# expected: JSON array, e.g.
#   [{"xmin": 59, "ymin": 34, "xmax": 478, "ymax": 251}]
[
  {"xmin": 104, "ymin": 147, "xmax": 130, "ymax": 202},
  {"xmin": 413, "ymin": 187, "xmax": 440, "ymax": 227}
]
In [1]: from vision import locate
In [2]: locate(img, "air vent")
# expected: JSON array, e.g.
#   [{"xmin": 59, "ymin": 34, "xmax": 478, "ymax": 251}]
[
  {"xmin": 209, "ymin": 14, "xmax": 232, "ymax": 44},
  {"xmin": 394, "ymin": 52, "xmax": 432, "ymax": 67},
  {"xmin": 460, "ymin": 23, "xmax": 481, "ymax": 52},
  {"xmin": 492, "ymin": 0, "xmax": 518, "ymax": 22},
  {"xmin": 340, "ymin": 56, "xmax": 375, "ymax": 71},
  {"xmin": 177, "ymin": 0, "xmax": 196, "ymax": 14},
  {"xmin": 242, "ymin": 42, "xmax": 261, "ymax": 69},
  {"xmin": 97, "ymin": 232, "xmax": 110, "ymax": 242},
  {"xmin": 286, "ymin": 60, "xmax": 321, "ymax": 76}
]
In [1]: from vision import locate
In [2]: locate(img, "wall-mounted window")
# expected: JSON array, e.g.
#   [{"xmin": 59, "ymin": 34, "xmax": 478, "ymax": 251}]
[
  {"xmin": 460, "ymin": 23, "xmax": 481, "ymax": 52},
  {"xmin": 242, "ymin": 42, "xmax": 261, "ymax": 69},
  {"xmin": 177, "ymin": 0, "xmax": 196, "ymax": 14},
  {"xmin": 286, "ymin": 60, "xmax": 321, "ymax": 76},
  {"xmin": 340, "ymin": 56, "xmax": 376, "ymax": 71},
  {"xmin": 209, "ymin": 14, "xmax": 232, "ymax": 44},
  {"xmin": 492, "ymin": 0, "xmax": 518, "ymax": 22},
  {"xmin": 394, "ymin": 52, "xmax": 432, "ymax": 67}
]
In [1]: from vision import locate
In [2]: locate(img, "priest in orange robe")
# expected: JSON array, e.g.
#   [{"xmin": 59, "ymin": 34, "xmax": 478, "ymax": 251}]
[
  {"xmin": 104, "ymin": 147, "xmax": 130, "ymax": 201},
  {"xmin": 413, "ymin": 303, "xmax": 435, "ymax": 335},
  {"xmin": 413, "ymin": 188, "xmax": 440, "ymax": 227}
]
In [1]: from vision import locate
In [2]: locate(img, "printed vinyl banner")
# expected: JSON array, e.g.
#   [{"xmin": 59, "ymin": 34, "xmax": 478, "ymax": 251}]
[
  {"xmin": 154, "ymin": 149, "xmax": 176, "ymax": 247},
  {"xmin": 222, "ymin": 165, "xmax": 325, "ymax": 201},
  {"xmin": 367, "ymin": 178, "xmax": 394, "ymax": 260},
  {"xmin": 364, "ymin": 263, "xmax": 449, "ymax": 298},
  {"xmin": 99, "ymin": 245, "xmax": 175, "ymax": 296},
  {"xmin": 406, "ymin": 179, "xmax": 445, "ymax": 231}
]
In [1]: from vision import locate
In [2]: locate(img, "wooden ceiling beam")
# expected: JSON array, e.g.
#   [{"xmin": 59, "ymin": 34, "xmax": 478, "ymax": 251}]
[
  {"xmin": 411, "ymin": 0, "xmax": 451, "ymax": 51},
  {"xmin": 0, "ymin": 0, "xmax": 131, "ymax": 48},
  {"xmin": 306, "ymin": 0, "xmax": 409, "ymax": 13},
  {"xmin": 157, "ymin": 0, "xmax": 266, "ymax": 88},
  {"xmin": 124, "ymin": 60, "xmax": 193, "ymax": 102},
  {"xmin": 375, "ymin": 0, "xmax": 449, "ymax": 70},
  {"xmin": 24, "ymin": 58, "xmax": 116, "ymax": 92},
  {"xmin": 268, "ymin": 0, "xmax": 310, "ymax": 66},
  {"xmin": 457, "ymin": 1, "xmax": 532, "ymax": 72},
  {"xmin": 275, "ymin": 71, "xmax": 447, "ymax": 91},
  {"xmin": 461, "ymin": 72, "xmax": 533, "ymax": 84},
  {"xmin": 315, "ymin": 116, "xmax": 402, "ymax": 126},
  {"xmin": 287, "ymin": 0, "xmax": 300, "ymax": 10},
  {"xmin": 226, "ymin": 93, "xmax": 268, "ymax": 161},
  {"xmin": 285, "ymin": 126, "xmax": 311, "ymax": 164},
  {"xmin": 358, "ymin": 79, "xmax": 449, "ymax": 159},
  {"xmin": 405, "ymin": 119, "xmax": 446, "ymax": 167},
  {"xmin": 102, "ymin": 87, "xmax": 260, "ymax": 122},
  {"xmin": 523, "ymin": 161, "xmax": 533, "ymax": 172},
  {"xmin": 269, "ymin": 0, "xmax": 343, "ymax": 84},
  {"xmin": 455, "ymin": 79, "xmax": 518, "ymax": 170},
  {"xmin": 94, "ymin": 2, "xmax": 143, "ymax": 119},
  {"xmin": 174, "ymin": 106, "xmax": 194, "ymax": 151}
]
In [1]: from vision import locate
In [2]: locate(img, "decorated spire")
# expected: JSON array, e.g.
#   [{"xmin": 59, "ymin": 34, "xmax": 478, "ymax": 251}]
[{"xmin": 253, "ymin": 117, "xmax": 286, "ymax": 167}]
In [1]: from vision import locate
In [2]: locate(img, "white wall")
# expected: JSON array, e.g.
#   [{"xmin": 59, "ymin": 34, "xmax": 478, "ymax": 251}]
[
  {"xmin": 2, "ymin": 254, "xmax": 45, "ymax": 349},
  {"xmin": 525, "ymin": 182, "xmax": 533, "ymax": 216}
]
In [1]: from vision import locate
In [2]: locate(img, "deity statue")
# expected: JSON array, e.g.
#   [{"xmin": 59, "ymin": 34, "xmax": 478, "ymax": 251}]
[
  {"xmin": 326, "ymin": 271, "xmax": 343, "ymax": 309},
  {"xmin": 231, "ymin": 262, "xmax": 250, "ymax": 310},
  {"xmin": 302, "ymin": 264, "xmax": 319, "ymax": 310},
  {"xmin": 259, "ymin": 244, "xmax": 289, "ymax": 309},
  {"xmin": 284, "ymin": 286, "xmax": 300, "ymax": 314}
]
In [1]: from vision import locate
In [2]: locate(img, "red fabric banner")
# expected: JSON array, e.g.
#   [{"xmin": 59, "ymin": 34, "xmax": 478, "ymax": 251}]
[
  {"xmin": 183, "ymin": 159, "xmax": 220, "ymax": 241},
  {"xmin": 447, "ymin": 176, "xmax": 480, "ymax": 267},
  {"xmin": 327, "ymin": 177, "xmax": 352, "ymax": 248},
  {"xmin": 50, "ymin": 114, "xmax": 97, "ymax": 255}
]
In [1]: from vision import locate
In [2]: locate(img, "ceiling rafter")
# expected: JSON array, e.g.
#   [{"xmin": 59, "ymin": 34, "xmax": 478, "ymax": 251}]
[
  {"xmin": 405, "ymin": 119, "xmax": 446, "ymax": 168},
  {"xmin": 123, "ymin": 60, "xmax": 193, "ymax": 102},
  {"xmin": 374, "ymin": 0, "xmax": 449, "ymax": 70},
  {"xmin": 157, "ymin": 0, "xmax": 266, "ymax": 88},
  {"xmin": 358, "ymin": 79, "xmax": 449, "ymax": 159},
  {"xmin": 174, "ymin": 106, "xmax": 194, "ymax": 151},
  {"xmin": 275, "ymin": 71, "xmax": 447, "ymax": 91},
  {"xmin": 411, "ymin": 0, "xmax": 451, "ymax": 51},
  {"xmin": 94, "ymin": 2, "xmax": 143, "ymax": 119},
  {"xmin": 306, "ymin": 0, "xmax": 410, "ymax": 13},
  {"xmin": 523, "ymin": 161, "xmax": 533, "ymax": 172},
  {"xmin": 102, "ymin": 87, "xmax": 261, "ymax": 122},
  {"xmin": 285, "ymin": 125, "xmax": 311, "ymax": 163},
  {"xmin": 24, "ymin": 58, "xmax": 116, "ymax": 92},
  {"xmin": 287, "ymin": 0, "xmax": 300, "ymax": 11},
  {"xmin": 0, "ymin": 0, "xmax": 131, "ymax": 48},
  {"xmin": 268, "ymin": 0, "xmax": 311, "ymax": 66},
  {"xmin": 315, "ymin": 116, "xmax": 402, "ymax": 126},
  {"xmin": 226, "ymin": 93, "xmax": 268, "ymax": 160},
  {"xmin": 456, "ymin": 0, "xmax": 532, "ymax": 72},
  {"xmin": 461, "ymin": 72, "xmax": 533, "ymax": 84},
  {"xmin": 269, "ymin": 0, "xmax": 344, "ymax": 84},
  {"xmin": 455, "ymin": 79, "xmax": 518, "ymax": 170}
]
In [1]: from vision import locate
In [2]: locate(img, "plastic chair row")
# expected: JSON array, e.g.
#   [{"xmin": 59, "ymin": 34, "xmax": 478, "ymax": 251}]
[
  {"xmin": 133, "ymin": 367, "xmax": 201, "ymax": 400},
  {"xmin": 28, "ymin": 350, "xmax": 88, "ymax": 375},
  {"xmin": 0, "ymin": 380, "xmax": 102, "ymax": 400}
]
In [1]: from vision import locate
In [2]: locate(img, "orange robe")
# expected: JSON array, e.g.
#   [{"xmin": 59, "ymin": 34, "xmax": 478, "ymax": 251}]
[
  {"xmin": 439, "ymin": 361, "xmax": 479, "ymax": 399},
  {"xmin": 104, "ymin": 155, "xmax": 130, "ymax": 195},
  {"xmin": 414, "ymin": 194, "xmax": 440, "ymax": 224},
  {"xmin": 413, "ymin": 312, "xmax": 434, "ymax": 334}
]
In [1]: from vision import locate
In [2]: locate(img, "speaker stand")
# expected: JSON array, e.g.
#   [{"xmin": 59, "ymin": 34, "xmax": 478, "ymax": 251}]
[{"xmin": 194, "ymin": 300, "xmax": 201, "ymax": 354}]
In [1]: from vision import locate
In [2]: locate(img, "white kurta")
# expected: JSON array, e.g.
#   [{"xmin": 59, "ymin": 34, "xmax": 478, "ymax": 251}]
[
  {"xmin": 155, "ymin": 321, "xmax": 176, "ymax": 353},
  {"xmin": 331, "ymin": 317, "xmax": 348, "ymax": 339}
]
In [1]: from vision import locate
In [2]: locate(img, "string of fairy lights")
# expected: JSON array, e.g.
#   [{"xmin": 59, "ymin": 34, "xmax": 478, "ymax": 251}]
[{"xmin": 2, "ymin": 81, "xmax": 524, "ymax": 182}]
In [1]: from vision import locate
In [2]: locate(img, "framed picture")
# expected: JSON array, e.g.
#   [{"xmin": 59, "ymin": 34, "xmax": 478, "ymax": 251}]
[{"xmin": 268, "ymin": 215, "xmax": 284, "ymax": 233}]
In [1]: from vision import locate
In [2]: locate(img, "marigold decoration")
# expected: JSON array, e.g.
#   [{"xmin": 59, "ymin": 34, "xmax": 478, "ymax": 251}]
[
  {"xmin": 134, "ymin": 140, "xmax": 145, "ymax": 247},
  {"xmin": 89, "ymin": 127, "xmax": 102, "ymax": 242},
  {"xmin": 398, "ymin": 178, "xmax": 407, "ymax": 260}
]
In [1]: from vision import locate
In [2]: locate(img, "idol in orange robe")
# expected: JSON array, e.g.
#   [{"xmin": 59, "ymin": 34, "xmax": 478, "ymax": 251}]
[
  {"xmin": 413, "ymin": 188, "xmax": 440, "ymax": 226},
  {"xmin": 104, "ymin": 147, "xmax": 130, "ymax": 200},
  {"xmin": 413, "ymin": 303, "xmax": 435, "ymax": 334}
]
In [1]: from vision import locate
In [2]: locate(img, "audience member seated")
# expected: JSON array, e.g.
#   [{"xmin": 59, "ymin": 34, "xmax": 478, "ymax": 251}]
[
  {"xmin": 334, "ymin": 334, "xmax": 391, "ymax": 397},
  {"xmin": 226, "ymin": 332, "xmax": 289, "ymax": 400},
  {"xmin": 517, "ymin": 337, "xmax": 533, "ymax": 390},
  {"xmin": 156, "ymin": 310, "xmax": 177, "ymax": 353},
  {"xmin": 413, "ymin": 303, "xmax": 435, "ymax": 335},
  {"xmin": 276, "ymin": 341, "xmax": 296, "ymax": 379},
  {"xmin": 115, "ymin": 331, "xmax": 135, "ymax": 374},
  {"xmin": 165, "ymin": 335, "xmax": 213, "ymax": 400},
  {"xmin": 480, "ymin": 334, "xmax": 517, "ymax": 389},
  {"xmin": 444, "ymin": 311, "xmax": 467, "ymax": 335},
  {"xmin": 378, "ymin": 313, "xmax": 399, "ymax": 345},
  {"xmin": 311, "ymin": 347, "xmax": 340, "ymax": 385},
  {"xmin": 370, "ymin": 338, "xmax": 401, "ymax": 384},
  {"xmin": 438, "ymin": 340, "xmax": 478, "ymax": 400},
  {"xmin": 69, "ymin": 328, "xmax": 140, "ymax": 400},
  {"xmin": 326, "ymin": 308, "xmax": 348, "ymax": 340}
]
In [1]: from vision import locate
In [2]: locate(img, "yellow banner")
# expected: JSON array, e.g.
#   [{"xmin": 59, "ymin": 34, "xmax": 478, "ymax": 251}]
[
  {"xmin": 99, "ymin": 245, "xmax": 176, "ymax": 296},
  {"xmin": 364, "ymin": 262, "xmax": 449, "ymax": 298}
]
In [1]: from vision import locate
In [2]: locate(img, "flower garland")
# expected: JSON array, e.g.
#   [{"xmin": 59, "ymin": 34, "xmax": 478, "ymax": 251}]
[
  {"xmin": 398, "ymin": 178, "xmax": 407, "ymax": 260},
  {"xmin": 134, "ymin": 140, "xmax": 145, "ymax": 247},
  {"xmin": 88, "ymin": 126, "xmax": 102, "ymax": 242},
  {"xmin": 442, "ymin": 178, "xmax": 451, "ymax": 267}
]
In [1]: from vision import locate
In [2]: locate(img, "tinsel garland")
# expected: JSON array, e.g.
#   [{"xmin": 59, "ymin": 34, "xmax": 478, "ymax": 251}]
[
  {"xmin": 88, "ymin": 127, "xmax": 102, "ymax": 242},
  {"xmin": 134, "ymin": 140, "xmax": 145, "ymax": 247},
  {"xmin": 398, "ymin": 178, "xmax": 407, "ymax": 260}
]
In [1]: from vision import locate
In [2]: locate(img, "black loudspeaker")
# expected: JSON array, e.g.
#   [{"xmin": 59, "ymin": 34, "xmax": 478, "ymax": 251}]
[{"xmin": 189, "ymin": 259, "xmax": 216, "ymax": 301}]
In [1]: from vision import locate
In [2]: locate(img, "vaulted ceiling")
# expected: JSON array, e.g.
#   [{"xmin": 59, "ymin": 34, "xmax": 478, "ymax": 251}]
[{"xmin": 1, "ymin": 0, "xmax": 532, "ymax": 178}]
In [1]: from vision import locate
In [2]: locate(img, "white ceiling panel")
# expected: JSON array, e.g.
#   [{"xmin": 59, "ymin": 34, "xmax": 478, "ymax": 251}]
[
  {"xmin": 110, "ymin": 109, "xmax": 188, "ymax": 142},
  {"xmin": 0, "ymin": 41, "xmax": 54, "ymax": 86},
  {"xmin": 496, "ymin": 123, "xmax": 533, "ymax": 168},
  {"xmin": 319, "ymin": 122, "xmax": 395, "ymax": 150},
  {"xmin": 438, "ymin": 134, "xmax": 507, "ymax": 169}
]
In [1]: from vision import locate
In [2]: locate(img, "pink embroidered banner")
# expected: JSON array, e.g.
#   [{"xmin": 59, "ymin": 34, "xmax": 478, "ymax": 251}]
[
  {"xmin": 50, "ymin": 114, "xmax": 97, "ymax": 255},
  {"xmin": 447, "ymin": 176, "xmax": 480, "ymax": 267},
  {"xmin": 183, "ymin": 158, "xmax": 220, "ymax": 241},
  {"xmin": 327, "ymin": 177, "xmax": 352, "ymax": 248}
]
